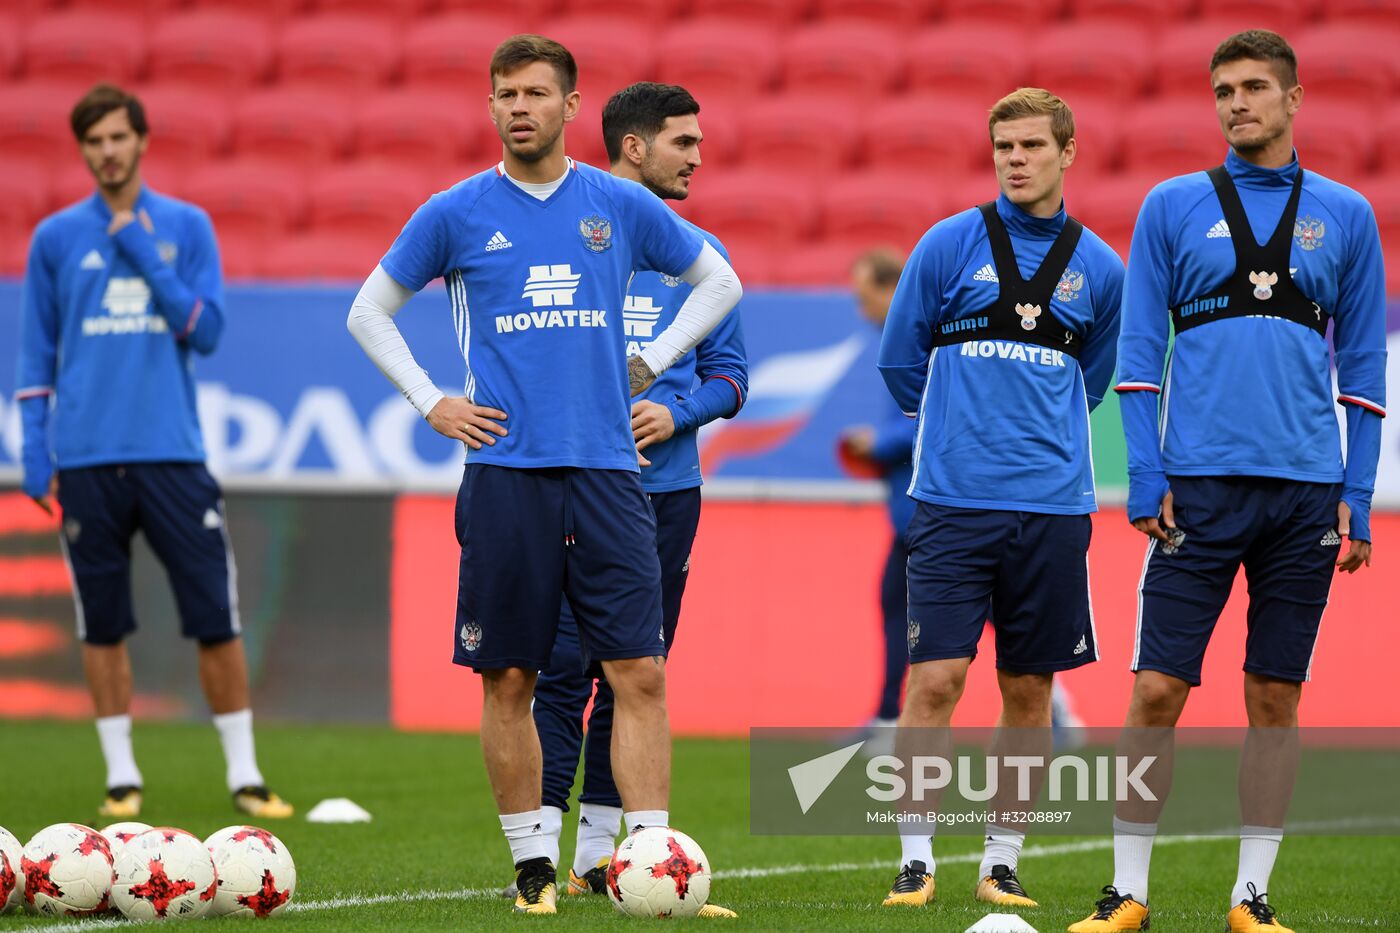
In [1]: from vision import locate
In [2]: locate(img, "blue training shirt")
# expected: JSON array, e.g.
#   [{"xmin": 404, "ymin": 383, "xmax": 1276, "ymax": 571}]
[
  {"xmin": 624, "ymin": 220, "xmax": 748, "ymax": 493},
  {"xmin": 1115, "ymin": 150, "xmax": 1388, "ymax": 540},
  {"xmin": 380, "ymin": 161, "xmax": 705, "ymax": 473},
  {"xmin": 879, "ymin": 193, "xmax": 1125, "ymax": 514},
  {"xmin": 16, "ymin": 186, "xmax": 225, "ymax": 497}
]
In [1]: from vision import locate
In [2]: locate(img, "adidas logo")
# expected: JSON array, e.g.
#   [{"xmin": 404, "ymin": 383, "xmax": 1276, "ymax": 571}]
[
  {"xmin": 972, "ymin": 263, "xmax": 999, "ymax": 283},
  {"xmin": 485, "ymin": 231, "xmax": 513, "ymax": 251},
  {"xmin": 1320, "ymin": 528, "xmax": 1341, "ymax": 546},
  {"xmin": 80, "ymin": 249, "xmax": 105, "ymax": 270},
  {"xmin": 1073, "ymin": 635, "xmax": 1088, "ymax": 655},
  {"xmin": 1206, "ymin": 219, "xmax": 1231, "ymax": 239}
]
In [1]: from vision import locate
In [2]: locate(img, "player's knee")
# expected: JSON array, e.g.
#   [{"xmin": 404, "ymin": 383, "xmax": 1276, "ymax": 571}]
[
  {"xmin": 1244, "ymin": 676, "xmax": 1301, "ymax": 727},
  {"xmin": 602, "ymin": 656, "xmax": 666, "ymax": 704},
  {"xmin": 1130, "ymin": 672, "xmax": 1190, "ymax": 725},
  {"xmin": 906, "ymin": 664, "xmax": 967, "ymax": 711},
  {"xmin": 481, "ymin": 667, "xmax": 537, "ymax": 710}
]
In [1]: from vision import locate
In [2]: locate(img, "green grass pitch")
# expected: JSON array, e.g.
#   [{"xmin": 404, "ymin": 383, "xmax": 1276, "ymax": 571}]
[{"xmin": 2, "ymin": 720, "xmax": 1395, "ymax": 930}]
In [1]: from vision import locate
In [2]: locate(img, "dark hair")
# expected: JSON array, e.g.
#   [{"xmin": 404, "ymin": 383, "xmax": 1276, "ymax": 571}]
[
  {"xmin": 1210, "ymin": 29, "xmax": 1299, "ymax": 89},
  {"xmin": 490, "ymin": 34, "xmax": 578, "ymax": 95},
  {"xmin": 71, "ymin": 83, "xmax": 148, "ymax": 141},
  {"xmin": 602, "ymin": 82, "xmax": 701, "ymax": 164},
  {"xmin": 852, "ymin": 248, "xmax": 905, "ymax": 288}
]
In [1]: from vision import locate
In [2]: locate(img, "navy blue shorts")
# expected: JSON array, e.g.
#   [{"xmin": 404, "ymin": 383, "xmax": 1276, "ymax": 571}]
[
  {"xmin": 452, "ymin": 464, "xmax": 665, "ymax": 672},
  {"xmin": 1134, "ymin": 476, "xmax": 1343, "ymax": 686},
  {"xmin": 56, "ymin": 463, "xmax": 240, "ymax": 646},
  {"xmin": 905, "ymin": 502, "xmax": 1096, "ymax": 673}
]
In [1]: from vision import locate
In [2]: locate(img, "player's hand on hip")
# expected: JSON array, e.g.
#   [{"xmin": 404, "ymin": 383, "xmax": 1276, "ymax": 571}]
[
  {"xmin": 31, "ymin": 474, "xmax": 59, "ymax": 515},
  {"xmin": 1132, "ymin": 489, "xmax": 1176, "ymax": 543},
  {"xmin": 426, "ymin": 396, "xmax": 508, "ymax": 450},
  {"xmin": 632, "ymin": 399, "xmax": 675, "ymax": 452},
  {"xmin": 1335, "ymin": 500, "xmax": 1372, "ymax": 573},
  {"xmin": 628, "ymin": 355, "xmax": 657, "ymax": 397}
]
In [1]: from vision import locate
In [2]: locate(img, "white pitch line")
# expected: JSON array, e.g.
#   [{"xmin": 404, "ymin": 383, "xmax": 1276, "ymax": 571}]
[{"xmin": 41, "ymin": 817, "xmax": 1397, "ymax": 930}]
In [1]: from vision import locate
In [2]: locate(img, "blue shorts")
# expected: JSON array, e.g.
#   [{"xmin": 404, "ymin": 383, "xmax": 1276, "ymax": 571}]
[
  {"xmin": 56, "ymin": 463, "xmax": 240, "ymax": 646},
  {"xmin": 1134, "ymin": 476, "xmax": 1342, "ymax": 686},
  {"xmin": 905, "ymin": 502, "xmax": 1096, "ymax": 673},
  {"xmin": 452, "ymin": 464, "xmax": 665, "ymax": 672}
]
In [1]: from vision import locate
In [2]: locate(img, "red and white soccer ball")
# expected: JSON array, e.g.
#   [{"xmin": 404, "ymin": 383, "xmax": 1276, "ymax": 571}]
[
  {"xmin": 101, "ymin": 821, "xmax": 153, "ymax": 861},
  {"xmin": 20, "ymin": 822, "xmax": 114, "ymax": 917},
  {"xmin": 112, "ymin": 827, "xmax": 218, "ymax": 921},
  {"xmin": 204, "ymin": 824, "xmax": 296, "ymax": 918},
  {"xmin": 606, "ymin": 826, "xmax": 711, "ymax": 919},
  {"xmin": 0, "ymin": 826, "xmax": 22, "ymax": 913}
]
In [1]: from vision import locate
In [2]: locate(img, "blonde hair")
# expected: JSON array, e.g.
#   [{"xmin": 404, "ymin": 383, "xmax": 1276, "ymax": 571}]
[{"xmin": 988, "ymin": 88, "xmax": 1075, "ymax": 150}]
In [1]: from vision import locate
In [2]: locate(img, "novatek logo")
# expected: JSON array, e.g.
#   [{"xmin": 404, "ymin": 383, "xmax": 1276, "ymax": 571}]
[
  {"xmin": 623, "ymin": 294, "xmax": 663, "ymax": 340},
  {"xmin": 484, "ymin": 231, "xmax": 512, "ymax": 252},
  {"xmin": 521, "ymin": 264, "xmax": 582, "ymax": 307},
  {"xmin": 959, "ymin": 341, "xmax": 1067, "ymax": 368},
  {"xmin": 85, "ymin": 278, "xmax": 167, "ymax": 336},
  {"xmin": 972, "ymin": 263, "xmax": 999, "ymax": 283},
  {"xmin": 1206, "ymin": 219, "xmax": 1231, "ymax": 238}
]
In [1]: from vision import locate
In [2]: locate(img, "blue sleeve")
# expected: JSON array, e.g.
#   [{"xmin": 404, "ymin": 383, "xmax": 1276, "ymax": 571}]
[
  {"xmin": 669, "ymin": 288, "xmax": 748, "ymax": 434},
  {"xmin": 111, "ymin": 211, "xmax": 223, "ymax": 354},
  {"xmin": 624, "ymin": 183, "xmax": 704, "ymax": 278},
  {"xmin": 1332, "ymin": 199, "xmax": 1388, "ymax": 544},
  {"xmin": 16, "ymin": 229, "xmax": 58, "ymax": 498},
  {"xmin": 878, "ymin": 226, "xmax": 950, "ymax": 415},
  {"xmin": 870, "ymin": 415, "xmax": 916, "ymax": 466},
  {"xmin": 1079, "ymin": 246, "xmax": 1124, "ymax": 413},
  {"xmin": 1115, "ymin": 187, "xmax": 1174, "ymax": 523},
  {"xmin": 380, "ymin": 195, "xmax": 448, "ymax": 292}
]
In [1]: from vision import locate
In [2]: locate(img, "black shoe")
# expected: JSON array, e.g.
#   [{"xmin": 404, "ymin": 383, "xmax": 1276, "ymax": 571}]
[
  {"xmin": 512, "ymin": 857, "xmax": 557, "ymax": 914},
  {"xmin": 976, "ymin": 864, "xmax": 1038, "ymax": 906},
  {"xmin": 881, "ymin": 860, "xmax": 934, "ymax": 906}
]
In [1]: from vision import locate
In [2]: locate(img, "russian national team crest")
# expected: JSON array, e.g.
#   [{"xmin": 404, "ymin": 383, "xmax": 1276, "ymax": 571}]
[
  {"xmin": 1293, "ymin": 216, "xmax": 1325, "ymax": 251},
  {"xmin": 907, "ymin": 618, "xmax": 920, "ymax": 651},
  {"xmin": 1055, "ymin": 269, "xmax": 1084, "ymax": 302},
  {"xmin": 1249, "ymin": 270, "xmax": 1278, "ymax": 301},
  {"xmin": 460, "ymin": 622, "xmax": 483, "ymax": 653},
  {"xmin": 659, "ymin": 274, "xmax": 681, "ymax": 287},
  {"xmin": 579, "ymin": 214, "xmax": 613, "ymax": 253},
  {"xmin": 1015, "ymin": 302, "xmax": 1042, "ymax": 330}
]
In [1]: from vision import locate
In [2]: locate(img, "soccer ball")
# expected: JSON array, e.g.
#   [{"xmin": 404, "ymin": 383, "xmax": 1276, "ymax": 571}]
[
  {"xmin": 112, "ymin": 828, "xmax": 218, "ymax": 921},
  {"xmin": 0, "ymin": 826, "xmax": 22, "ymax": 913},
  {"xmin": 101, "ymin": 821, "xmax": 153, "ymax": 860},
  {"xmin": 204, "ymin": 825, "xmax": 296, "ymax": 917},
  {"xmin": 20, "ymin": 822, "xmax": 114, "ymax": 916},
  {"xmin": 606, "ymin": 826, "xmax": 711, "ymax": 919}
]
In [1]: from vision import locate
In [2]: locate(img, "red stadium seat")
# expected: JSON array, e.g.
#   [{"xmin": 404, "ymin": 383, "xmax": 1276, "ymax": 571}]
[
  {"xmin": 547, "ymin": 17, "xmax": 655, "ymax": 109},
  {"xmin": 1292, "ymin": 25, "xmax": 1400, "ymax": 109},
  {"xmin": 259, "ymin": 232, "xmax": 387, "ymax": 280},
  {"xmin": 811, "ymin": 0, "xmax": 932, "ymax": 28},
  {"xmin": 65, "ymin": 0, "xmax": 189, "ymax": 18},
  {"xmin": 148, "ymin": 11, "xmax": 274, "ymax": 93},
  {"xmin": 1190, "ymin": 0, "xmax": 1311, "ymax": 34},
  {"xmin": 276, "ymin": 14, "xmax": 402, "ymax": 92},
  {"xmin": 0, "ymin": 15, "xmax": 19, "ymax": 78},
  {"xmin": 1291, "ymin": 103, "xmax": 1372, "ymax": 183},
  {"xmin": 0, "ymin": 219, "xmax": 29, "ymax": 276},
  {"xmin": 1361, "ymin": 178, "xmax": 1400, "ymax": 254},
  {"xmin": 401, "ymin": 14, "xmax": 518, "ymax": 90},
  {"xmin": 817, "ymin": 171, "xmax": 946, "ymax": 250},
  {"xmin": 687, "ymin": 0, "xmax": 810, "ymax": 29},
  {"xmin": 0, "ymin": 161, "xmax": 52, "ymax": 232},
  {"xmin": 1029, "ymin": 24, "xmax": 1152, "ymax": 109},
  {"xmin": 133, "ymin": 85, "xmax": 233, "ymax": 166},
  {"xmin": 686, "ymin": 171, "xmax": 818, "ymax": 247},
  {"xmin": 655, "ymin": 21, "xmax": 780, "ymax": 106},
  {"xmin": 774, "ymin": 239, "xmax": 886, "ymax": 287},
  {"xmin": 1067, "ymin": 99, "xmax": 1121, "ymax": 177},
  {"xmin": 352, "ymin": 89, "xmax": 491, "ymax": 171},
  {"xmin": 710, "ymin": 235, "xmax": 779, "ymax": 284},
  {"xmin": 309, "ymin": 0, "xmax": 434, "ymax": 27},
  {"xmin": 734, "ymin": 96, "xmax": 859, "ymax": 175},
  {"xmin": 231, "ymin": 88, "xmax": 353, "ymax": 171},
  {"xmin": 1155, "ymin": 20, "xmax": 1305, "ymax": 100},
  {"xmin": 0, "ymin": 83, "xmax": 77, "ymax": 164},
  {"xmin": 22, "ymin": 11, "xmax": 145, "ymax": 86},
  {"xmin": 780, "ymin": 24, "xmax": 906, "ymax": 104},
  {"xmin": 1066, "ymin": 0, "xmax": 1191, "ymax": 24},
  {"xmin": 1069, "ymin": 172, "xmax": 1159, "ymax": 261},
  {"xmin": 183, "ymin": 0, "xmax": 306, "ymax": 23},
  {"xmin": 1120, "ymin": 100, "xmax": 1224, "ymax": 177},
  {"xmin": 182, "ymin": 160, "xmax": 307, "ymax": 243},
  {"xmin": 566, "ymin": 97, "xmax": 610, "ymax": 170},
  {"xmin": 862, "ymin": 95, "xmax": 991, "ymax": 176},
  {"xmin": 1325, "ymin": 0, "xmax": 1400, "ymax": 29},
  {"xmin": 941, "ymin": 0, "xmax": 1063, "ymax": 27},
  {"xmin": 438, "ymin": 0, "xmax": 553, "ymax": 25},
  {"xmin": 306, "ymin": 163, "xmax": 430, "ymax": 240},
  {"xmin": 907, "ymin": 26, "xmax": 1029, "ymax": 102},
  {"xmin": 1378, "ymin": 104, "xmax": 1400, "ymax": 175},
  {"xmin": 559, "ymin": 0, "xmax": 687, "ymax": 27}
]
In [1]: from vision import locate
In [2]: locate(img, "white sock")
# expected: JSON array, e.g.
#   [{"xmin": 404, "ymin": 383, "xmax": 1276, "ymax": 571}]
[
  {"xmin": 898, "ymin": 818, "xmax": 935, "ymax": 874},
  {"xmin": 623, "ymin": 809, "xmax": 668, "ymax": 834},
  {"xmin": 539, "ymin": 805, "xmax": 563, "ymax": 869},
  {"xmin": 96, "ymin": 715, "xmax": 142, "ymax": 789},
  {"xmin": 500, "ymin": 809, "xmax": 551, "ymax": 866},
  {"xmin": 1111, "ymin": 817, "xmax": 1157, "ymax": 904},
  {"xmin": 979, "ymin": 823, "xmax": 1025, "ymax": 877},
  {"xmin": 212, "ymin": 709, "xmax": 265, "ymax": 791},
  {"xmin": 574, "ymin": 803, "xmax": 623, "ymax": 876},
  {"xmin": 1231, "ymin": 826, "xmax": 1282, "ymax": 907}
]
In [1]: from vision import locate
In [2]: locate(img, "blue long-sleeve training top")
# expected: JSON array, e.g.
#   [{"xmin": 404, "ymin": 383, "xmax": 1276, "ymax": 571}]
[
  {"xmin": 1115, "ymin": 150, "xmax": 1387, "ymax": 541},
  {"xmin": 15, "ymin": 187, "xmax": 225, "ymax": 497},
  {"xmin": 878, "ymin": 193, "xmax": 1125, "ymax": 514}
]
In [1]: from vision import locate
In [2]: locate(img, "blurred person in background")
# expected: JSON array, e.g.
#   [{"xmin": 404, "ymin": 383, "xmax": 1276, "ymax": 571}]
[{"xmin": 14, "ymin": 84, "xmax": 292, "ymax": 821}]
